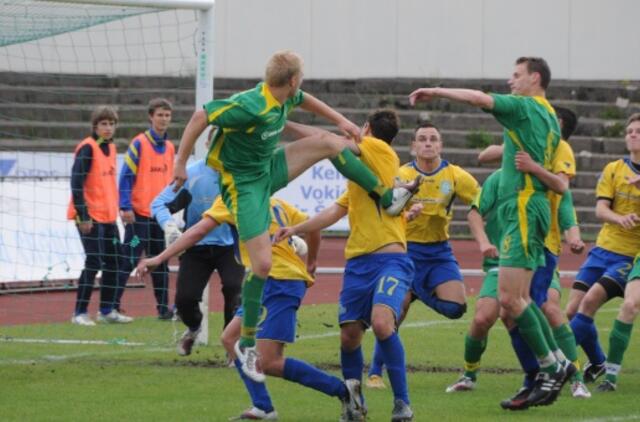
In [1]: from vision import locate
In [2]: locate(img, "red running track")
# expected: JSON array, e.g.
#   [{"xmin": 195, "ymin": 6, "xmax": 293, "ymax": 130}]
[{"xmin": 0, "ymin": 239, "xmax": 590, "ymax": 326}]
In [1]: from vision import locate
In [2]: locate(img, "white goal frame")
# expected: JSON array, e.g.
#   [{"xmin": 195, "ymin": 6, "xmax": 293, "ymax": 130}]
[{"xmin": 43, "ymin": 0, "xmax": 216, "ymax": 344}]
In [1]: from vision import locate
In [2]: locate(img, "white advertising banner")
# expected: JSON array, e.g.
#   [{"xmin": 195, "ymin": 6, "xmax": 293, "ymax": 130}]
[{"xmin": 0, "ymin": 153, "xmax": 348, "ymax": 283}]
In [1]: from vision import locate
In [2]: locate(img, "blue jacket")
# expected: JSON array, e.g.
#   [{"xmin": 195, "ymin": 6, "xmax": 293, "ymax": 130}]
[{"xmin": 151, "ymin": 160, "xmax": 233, "ymax": 247}]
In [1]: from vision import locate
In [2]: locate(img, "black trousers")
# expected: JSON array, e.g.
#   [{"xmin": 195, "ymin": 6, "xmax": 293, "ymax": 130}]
[
  {"xmin": 175, "ymin": 244, "xmax": 245, "ymax": 331},
  {"xmin": 74, "ymin": 223, "xmax": 121, "ymax": 315},
  {"xmin": 117, "ymin": 214, "xmax": 169, "ymax": 314}
]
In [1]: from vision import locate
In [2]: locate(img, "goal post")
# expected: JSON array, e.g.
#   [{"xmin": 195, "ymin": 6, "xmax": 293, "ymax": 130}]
[{"xmin": 1, "ymin": 0, "xmax": 216, "ymax": 345}]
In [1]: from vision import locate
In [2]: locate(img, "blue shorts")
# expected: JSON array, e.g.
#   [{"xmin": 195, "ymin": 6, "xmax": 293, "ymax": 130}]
[
  {"xmin": 235, "ymin": 278, "xmax": 306, "ymax": 343},
  {"xmin": 530, "ymin": 249, "xmax": 558, "ymax": 306},
  {"xmin": 408, "ymin": 241, "xmax": 463, "ymax": 304},
  {"xmin": 339, "ymin": 253, "xmax": 414, "ymax": 327},
  {"xmin": 574, "ymin": 247, "xmax": 633, "ymax": 291}
]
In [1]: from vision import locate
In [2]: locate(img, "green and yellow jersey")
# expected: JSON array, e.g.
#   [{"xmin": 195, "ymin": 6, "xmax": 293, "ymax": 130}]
[
  {"xmin": 595, "ymin": 158, "xmax": 640, "ymax": 257},
  {"xmin": 204, "ymin": 82, "xmax": 304, "ymax": 176},
  {"xmin": 399, "ymin": 160, "xmax": 479, "ymax": 243},
  {"xmin": 471, "ymin": 170, "xmax": 503, "ymax": 272},
  {"xmin": 336, "ymin": 137, "xmax": 406, "ymax": 260},
  {"xmin": 204, "ymin": 197, "xmax": 314, "ymax": 286}
]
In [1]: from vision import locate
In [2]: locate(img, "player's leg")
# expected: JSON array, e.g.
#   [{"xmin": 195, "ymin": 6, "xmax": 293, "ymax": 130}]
[
  {"xmin": 598, "ymin": 278, "xmax": 640, "ymax": 391},
  {"xmin": 96, "ymin": 223, "xmax": 132, "ymax": 323},
  {"xmin": 221, "ymin": 316, "xmax": 276, "ymax": 419},
  {"xmin": 174, "ymin": 247, "xmax": 214, "ymax": 356},
  {"xmin": 71, "ymin": 223, "xmax": 101, "ymax": 325},
  {"xmin": 215, "ymin": 245, "xmax": 245, "ymax": 328},
  {"xmin": 281, "ymin": 134, "xmax": 419, "ymax": 214},
  {"xmin": 148, "ymin": 217, "xmax": 171, "ymax": 318},
  {"xmin": 114, "ymin": 216, "xmax": 145, "ymax": 312}
]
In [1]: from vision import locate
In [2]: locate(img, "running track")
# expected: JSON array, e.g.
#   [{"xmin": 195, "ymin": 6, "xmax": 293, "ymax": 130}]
[{"xmin": 0, "ymin": 239, "xmax": 589, "ymax": 325}]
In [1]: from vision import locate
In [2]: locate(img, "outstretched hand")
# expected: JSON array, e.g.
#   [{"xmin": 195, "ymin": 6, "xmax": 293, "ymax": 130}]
[
  {"xmin": 172, "ymin": 161, "xmax": 187, "ymax": 192},
  {"xmin": 273, "ymin": 226, "xmax": 296, "ymax": 244},
  {"xmin": 408, "ymin": 88, "xmax": 438, "ymax": 106},
  {"xmin": 405, "ymin": 203, "xmax": 424, "ymax": 222},
  {"xmin": 338, "ymin": 119, "xmax": 361, "ymax": 142},
  {"xmin": 135, "ymin": 257, "xmax": 160, "ymax": 281}
]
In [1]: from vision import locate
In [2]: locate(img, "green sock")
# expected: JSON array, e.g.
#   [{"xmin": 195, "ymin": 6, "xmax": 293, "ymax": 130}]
[
  {"xmin": 329, "ymin": 148, "xmax": 391, "ymax": 207},
  {"xmin": 514, "ymin": 304, "xmax": 557, "ymax": 374},
  {"xmin": 553, "ymin": 323, "xmax": 583, "ymax": 382},
  {"xmin": 463, "ymin": 334, "xmax": 487, "ymax": 381},
  {"xmin": 239, "ymin": 273, "xmax": 266, "ymax": 348},
  {"xmin": 531, "ymin": 303, "xmax": 560, "ymax": 352},
  {"xmin": 605, "ymin": 319, "xmax": 633, "ymax": 383}
]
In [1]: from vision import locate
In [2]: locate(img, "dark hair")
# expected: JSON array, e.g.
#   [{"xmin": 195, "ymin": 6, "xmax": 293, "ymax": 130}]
[
  {"xmin": 516, "ymin": 56, "xmax": 551, "ymax": 90},
  {"xmin": 148, "ymin": 98, "xmax": 173, "ymax": 115},
  {"xmin": 367, "ymin": 109, "xmax": 400, "ymax": 144},
  {"xmin": 413, "ymin": 122, "xmax": 440, "ymax": 137},
  {"xmin": 554, "ymin": 106, "xmax": 578, "ymax": 140},
  {"xmin": 91, "ymin": 105, "xmax": 118, "ymax": 127},
  {"xmin": 626, "ymin": 113, "xmax": 640, "ymax": 128}
]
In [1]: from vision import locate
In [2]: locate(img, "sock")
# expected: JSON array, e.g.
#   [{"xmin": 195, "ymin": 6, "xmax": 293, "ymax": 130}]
[
  {"xmin": 605, "ymin": 319, "xmax": 633, "ymax": 384},
  {"xmin": 463, "ymin": 334, "xmax": 487, "ymax": 381},
  {"xmin": 99, "ymin": 306, "xmax": 113, "ymax": 315},
  {"xmin": 530, "ymin": 303, "xmax": 560, "ymax": 352},
  {"xmin": 553, "ymin": 323, "xmax": 583, "ymax": 382},
  {"xmin": 239, "ymin": 273, "xmax": 266, "ymax": 348},
  {"xmin": 570, "ymin": 313, "xmax": 606, "ymax": 365},
  {"xmin": 377, "ymin": 333, "xmax": 409, "ymax": 403},
  {"xmin": 514, "ymin": 304, "xmax": 557, "ymax": 374},
  {"xmin": 368, "ymin": 340, "xmax": 384, "ymax": 378},
  {"xmin": 341, "ymin": 346, "xmax": 364, "ymax": 382},
  {"xmin": 509, "ymin": 327, "xmax": 540, "ymax": 383},
  {"xmin": 330, "ymin": 149, "xmax": 392, "ymax": 208},
  {"xmin": 283, "ymin": 358, "xmax": 347, "ymax": 398},
  {"xmin": 234, "ymin": 359, "xmax": 274, "ymax": 413},
  {"xmin": 424, "ymin": 295, "xmax": 467, "ymax": 319}
]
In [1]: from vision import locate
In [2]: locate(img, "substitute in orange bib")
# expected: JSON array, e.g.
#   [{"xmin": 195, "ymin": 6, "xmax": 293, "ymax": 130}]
[
  {"xmin": 116, "ymin": 98, "xmax": 176, "ymax": 319},
  {"xmin": 68, "ymin": 105, "xmax": 131, "ymax": 326}
]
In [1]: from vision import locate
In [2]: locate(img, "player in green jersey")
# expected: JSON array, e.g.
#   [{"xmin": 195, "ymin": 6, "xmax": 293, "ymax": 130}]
[
  {"xmin": 172, "ymin": 50, "xmax": 419, "ymax": 383},
  {"xmin": 410, "ymin": 56, "xmax": 575, "ymax": 408}
]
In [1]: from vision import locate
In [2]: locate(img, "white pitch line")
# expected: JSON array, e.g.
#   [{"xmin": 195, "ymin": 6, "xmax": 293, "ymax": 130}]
[
  {"xmin": 298, "ymin": 319, "xmax": 468, "ymax": 340},
  {"xmin": 578, "ymin": 415, "xmax": 640, "ymax": 422},
  {"xmin": 0, "ymin": 337, "xmax": 146, "ymax": 346}
]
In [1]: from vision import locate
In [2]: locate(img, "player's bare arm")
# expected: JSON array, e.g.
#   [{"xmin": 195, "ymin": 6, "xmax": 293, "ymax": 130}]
[
  {"xmin": 300, "ymin": 93, "xmax": 360, "ymax": 140},
  {"xmin": 467, "ymin": 208, "xmax": 498, "ymax": 258},
  {"xmin": 514, "ymin": 151, "xmax": 568, "ymax": 194},
  {"xmin": 409, "ymin": 87, "xmax": 494, "ymax": 109},
  {"xmin": 173, "ymin": 109, "xmax": 208, "ymax": 191},
  {"xmin": 478, "ymin": 144, "xmax": 504, "ymax": 164},
  {"xmin": 273, "ymin": 204, "xmax": 347, "ymax": 243},
  {"xmin": 595, "ymin": 198, "xmax": 640, "ymax": 230}
]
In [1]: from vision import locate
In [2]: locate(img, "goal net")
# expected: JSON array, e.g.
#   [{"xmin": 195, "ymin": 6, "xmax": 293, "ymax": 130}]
[{"xmin": 0, "ymin": 0, "xmax": 218, "ymax": 349}]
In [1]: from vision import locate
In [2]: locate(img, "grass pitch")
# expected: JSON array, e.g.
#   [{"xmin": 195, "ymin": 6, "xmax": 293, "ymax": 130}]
[{"xmin": 1, "ymin": 294, "xmax": 639, "ymax": 421}]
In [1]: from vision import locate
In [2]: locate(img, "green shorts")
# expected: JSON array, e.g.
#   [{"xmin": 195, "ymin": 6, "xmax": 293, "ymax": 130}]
[
  {"xmin": 498, "ymin": 193, "xmax": 550, "ymax": 270},
  {"xmin": 627, "ymin": 255, "xmax": 640, "ymax": 282},
  {"xmin": 478, "ymin": 268, "xmax": 499, "ymax": 299},
  {"xmin": 549, "ymin": 270, "xmax": 561, "ymax": 293},
  {"xmin": 218, "ymin": 148, "xmax": 289, "ymax": 241}
]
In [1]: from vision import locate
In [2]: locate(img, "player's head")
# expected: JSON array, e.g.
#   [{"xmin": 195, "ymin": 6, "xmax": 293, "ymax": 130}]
[
  {"xmin": 148, "ymin": 98, "xmax": 173, "ymax": 133},
  {"xmin": 91, "ymin": 105, "xmax": 118, "ymax": 139},
  {"xmin": 625, "ymin": 113, "xmax": 640, "ymax": 153},
  {"xmin": 362, "ymin": 109, "xmax": 400, "ymax": 144},
  {"xmin": 412, "ymin": 122, "xmax": 442, "ymax": 161},
  {"xmin": 554, "ymin": 106, "xmax": 578, "ymax": 140},
  {"xmin": 509, "ymin": 57, "xmax": 551, "ymax": 95},
  {"xmin": 265, "ymin": 50, "xmax": 304, "ymax": 97}
]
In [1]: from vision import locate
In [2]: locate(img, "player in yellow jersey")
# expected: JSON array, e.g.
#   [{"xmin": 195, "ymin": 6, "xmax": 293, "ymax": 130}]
[
  {"xmin": 275, "ymin": 110, "xmax": 419, "ymax": 422},
  {"xmin": 136, "ymin": 197, "xmax": 365, "ymax": 421},
  {"xmin": 410, "ymin": 57, "xmax": 575, "ymax": 408},
  {"xmin": 566, "ymin": 113, "xmax": 640, "ymax": 386},
  {"xmin": 366, "ymin": 122, "xmax": 479, "ymax": 389}
]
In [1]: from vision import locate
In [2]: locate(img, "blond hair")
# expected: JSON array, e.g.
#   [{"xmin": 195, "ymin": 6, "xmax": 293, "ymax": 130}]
[{"xmin": 265, "ymin": 50, "xmax": 303, "ymax": 87}]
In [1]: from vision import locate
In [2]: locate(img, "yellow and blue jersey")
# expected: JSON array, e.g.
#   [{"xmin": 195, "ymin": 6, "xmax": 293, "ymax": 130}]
[
  {"xmin": 203, "ymin": 196, "xmax": 314, "ymax": 286},
  {"xmin": 545, "ymin": 139, "xmax": 578, "ymax": 255},
  {"xmin": 594, "ymin": 158, "xmax": 640, "ymax": 257},
  {"xmin": 399, "ymin": 160, "xmax": 479, "ymax": 243},
  {"xmin": 336, "ymin": 136, "xmax": 406, "ymax": 259}
]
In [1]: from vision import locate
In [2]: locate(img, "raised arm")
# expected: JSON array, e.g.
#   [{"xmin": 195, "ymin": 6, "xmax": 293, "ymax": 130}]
[
  {"xmin": 409, "ymin": 87, "xmax": 495, "ymax": 109},
  {"xmin": 273, "ymin": 203, "xmax": 348, "ymax": 243},
  {"xmin": 478, "ymin": 144, "xmax": 504, "ymax": 164},
  {"xmin": 300, "ymin": 93, "xmax": 360, "ymax": 140}
]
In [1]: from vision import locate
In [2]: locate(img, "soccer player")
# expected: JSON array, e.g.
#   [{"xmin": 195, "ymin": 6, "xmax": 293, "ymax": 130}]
[
  {"xmin": 366, "ymin": 122, "xmax": 479, "ymax": 389},
  {"xmin": 566, "ymin": 113, "xmax": 640, "ymax": 388},
  {"xmin": 150, "ymin": 130, "xmax": 245, "ymax": 355},
  {"xmin": 68, "ymin": 105, "xmax": 131, "ymax": 325},
  {"xmin": 117, "ymin": 98, "xmax": 176, "ymax": 320},
  {"xmin": 275, "ymin": 109, "xmax": 417, "ymax": 421},
  {"xmin": 410, "ymin": 56, "xmax": 575, "ymax": 407},
  {"xmin": 136, "ymin": 197, "xmax": 363, "ymax": 421},
  {"xmin": 172, "ymin": 50, "xmax": 418, "ymax": 382}
]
